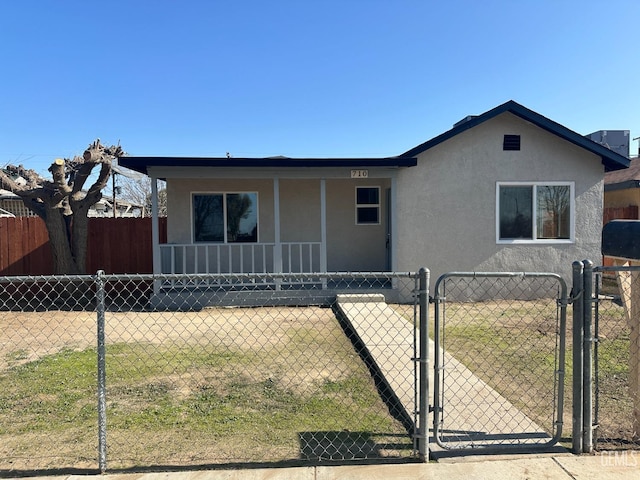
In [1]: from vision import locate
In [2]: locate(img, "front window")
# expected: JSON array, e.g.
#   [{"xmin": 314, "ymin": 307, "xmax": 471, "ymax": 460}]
[
  {"xmin": 193, "ymin": 193, "xmax": 258, "ymax": 243},
  {"xmin": 497, "ymin": 182, "xmax": 573, "ymax": 243}
]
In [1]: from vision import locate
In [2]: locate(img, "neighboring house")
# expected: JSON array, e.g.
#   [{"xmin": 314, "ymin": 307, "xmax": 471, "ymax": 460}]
[
  {"xmin": 604, "ymin": 155, "xmax": 640, "ymax": 222},
  {"xmin": 0, "ymin": 189, "xmax": 36, "ymax": 217},
  {"xmin": 89, "ymin": 197, "xmax": 144, "ymax": 218},
  {"xmin": 0, "ymin": 187, "xmax": 142, "ymax": 218},
  {"xmin": 119, "ymin": 100, "xmax": 629, "ymax": 301},
  {"xmin": 603, "ymin": 156, "xmax": 640, "ymax": 267}
]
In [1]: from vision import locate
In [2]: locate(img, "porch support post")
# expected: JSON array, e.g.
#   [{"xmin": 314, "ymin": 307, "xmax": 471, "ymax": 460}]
[
  {"xmin": 273, "ymin": 177, "xmax": 282, "ymax": 280},
  {"xmin": 391, "ymin": 175, "xmax": 398, "ymax": 272},
  {"xmin": 320, "ymin": 178, "xmax": 327, "ymax": 273},
  {"xmin": 151, "ymin": 177, "xmax": 161, "ymax": 293}
]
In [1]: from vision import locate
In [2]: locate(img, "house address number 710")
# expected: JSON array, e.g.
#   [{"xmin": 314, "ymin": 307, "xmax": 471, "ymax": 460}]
[{"xmin": 351, "ymin": 170, "xmax": 369, "ymax": 178}]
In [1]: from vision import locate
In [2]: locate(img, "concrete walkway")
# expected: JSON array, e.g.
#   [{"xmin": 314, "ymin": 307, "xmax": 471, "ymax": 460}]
[
  {"xmin": 14, "ymin": 454, "xmax": 640, "ymax": 479},
  {"xmin": 335, "ymin": 294, "xmax": 561, "ymax": 456}
]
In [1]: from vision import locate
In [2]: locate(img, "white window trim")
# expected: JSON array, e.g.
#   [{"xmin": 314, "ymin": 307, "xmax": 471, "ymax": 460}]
[
  {"xmin": 191, "ymin": 191, "xmax": 259, "ymax": 243},
  {"xmin": 495, "ymin": 181, "xmax": 575, "ymax": 244},
  {"xmin": 355, "ymin": 186, "xmax": 381, "ymax": 225}
]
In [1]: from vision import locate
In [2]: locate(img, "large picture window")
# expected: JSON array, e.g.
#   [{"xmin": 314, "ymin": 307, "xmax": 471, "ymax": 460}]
[
  {"xmin": 497, "ymin": 182, "xmax": 573, "ymax": 243},
  {"xmin": 356, "ymin": 186, "xmax": 380, "ymax": 225},
  {"xmin": 193, "ymin": 193, "xmax": 258, "ymax": 243}
]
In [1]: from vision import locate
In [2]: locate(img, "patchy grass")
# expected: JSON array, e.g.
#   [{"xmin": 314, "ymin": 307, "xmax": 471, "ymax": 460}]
[{"xmin": 0, "ymin": 308, "xmax": 412, "ymax": 470}]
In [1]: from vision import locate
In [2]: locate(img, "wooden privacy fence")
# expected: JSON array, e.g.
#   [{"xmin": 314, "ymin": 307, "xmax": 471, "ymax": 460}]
[
  {"xmin": 603, "ymin": 205, "xmax": 639, "ymax": 269},
  {"xmin": 603, "ymin": 205, "xmax": 638, "ymax": 225},
  {"xmin": 0, "ymin": 217, "xmax": 167, "ymax": 275}
]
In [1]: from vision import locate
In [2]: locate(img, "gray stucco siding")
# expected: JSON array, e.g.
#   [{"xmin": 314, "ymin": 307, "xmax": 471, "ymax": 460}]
[
  {"xmin": 326, "ymin": 179, "xmax": 390, "ymax": 272},
  {"xmin": 164, "ymin": 176, "xmax": 390, "ymax": 272},
  {"xmin": 395, "ymin": 112, "xmax": 605, "ymax": 286}
]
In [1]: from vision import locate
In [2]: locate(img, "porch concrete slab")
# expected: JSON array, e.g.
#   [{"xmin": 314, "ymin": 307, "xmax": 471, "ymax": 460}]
[{"xmin": 335, "ymin": 294, "xmax": 561, "ymax": 457}]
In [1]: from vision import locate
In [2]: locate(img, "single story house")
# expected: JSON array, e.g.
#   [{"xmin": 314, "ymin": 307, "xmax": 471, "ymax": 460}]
[
  {"xmin": 0, "ymin": 189, "xmax": 35, "ymax": 217},
  {"xmin": 119, "ymin": 100, "xmax": 629, "ymax": 302},
  {"xmin": 602, "ymin": 155, "xmax": 639, "ymax": 267},
  {"xmin": 604, "ymin": 155, "xmax": 640, "ymax": 221}
]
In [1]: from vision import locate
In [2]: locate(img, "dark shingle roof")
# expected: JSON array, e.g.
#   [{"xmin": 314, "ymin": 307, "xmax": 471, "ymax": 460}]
[{"xmin": 605, "ymin": 156, "xmax": 640, "ymax": 191}]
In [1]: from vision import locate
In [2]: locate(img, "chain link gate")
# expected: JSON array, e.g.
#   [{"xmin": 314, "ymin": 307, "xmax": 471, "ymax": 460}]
[
  {"xmin": 591, "ymin": 265, "xmax": 640, "ymax": 451},
  {"xmin": 0, "ymin": 271, "xmax": 428, "ymax": 472},
  {"xmin": 432, "ymin": 272, "xmax": 567, "ymax": 452}
]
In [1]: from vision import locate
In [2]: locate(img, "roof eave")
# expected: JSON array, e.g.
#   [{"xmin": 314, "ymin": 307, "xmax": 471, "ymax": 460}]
[
  {"xmin": 118, "ymin": 156, "xmax": 418, "ymax": 175},
  {"xmin": 604, "ymin": 180, "xmax": 640, "ymax": 192}
]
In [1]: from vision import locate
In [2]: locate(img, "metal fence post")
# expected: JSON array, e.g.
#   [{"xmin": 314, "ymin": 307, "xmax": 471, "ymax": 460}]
[
  {"xmin": 582, "ymin": 260, "xmax": 594, "ymax": 453},
  {"xmin": 417, "ymin": 268, "xmax": 429, "ymax": 461},
  {"xmin": 95, "ymin": 270, "xmax": 107, "ymax": 472},
  {"xmin": 572, "ymin": 261, "xmax": 584, "ymax": 454}
]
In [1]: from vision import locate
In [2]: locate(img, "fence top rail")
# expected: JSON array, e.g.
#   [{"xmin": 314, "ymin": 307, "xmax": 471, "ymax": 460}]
[
  {"xmin": 100, "ymin": 271, "xmax": 422, "ymax": 281},
  {"xmin": 433, "ymin": 271, "xmax": 567, "ymax": 296},
  {"xmin": 0, "ymin": 274, "xmax": 95, "ymax": 283},
  {"xmin": 0, "ymin": 271, "xmax": 422, "ymax": 282},
  {"xmin": 594, "ymin": 265, "xmax": 640, "ymax": 273}
]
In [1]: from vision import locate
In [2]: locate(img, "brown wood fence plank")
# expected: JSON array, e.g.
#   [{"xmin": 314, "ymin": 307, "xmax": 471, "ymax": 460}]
[
  {"xmin": 1, "ymin": 217, "xmax": 166, "ymax": 276},
  {"xmin": 604, "ymin": 205, "xmax": 639, "ymax": 225}
]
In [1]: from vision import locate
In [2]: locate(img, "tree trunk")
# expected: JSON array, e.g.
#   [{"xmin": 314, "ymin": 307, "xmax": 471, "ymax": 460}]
[
  {"xmin": 71, "ymin": 207, "xmax": 90, "ymax": 274},
  {"xmin": 44, "ymin": 208, "xmax": 82, "ymax": 275}
]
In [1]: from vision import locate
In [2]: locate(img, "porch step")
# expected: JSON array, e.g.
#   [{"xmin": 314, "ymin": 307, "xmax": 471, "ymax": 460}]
[{"xmin": 150, "ymin": 286, "xmax": 400, "ymax": 310}]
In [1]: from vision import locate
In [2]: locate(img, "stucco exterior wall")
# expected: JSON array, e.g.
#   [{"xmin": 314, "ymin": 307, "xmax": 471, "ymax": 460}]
[
  {"xmin": 326, "ymin": 179, "xmax": 390, "ymax": 271},
  {"xmin": 395, "ymin": 112, "xmax": 605, "ymax": 287},
  {"xmin": 279, "ymin": 179, "xmax": 321, "ymax": 242},
  {"xmin": 165, "ymin": 176, "xmax": 390, "ymax": 271}
]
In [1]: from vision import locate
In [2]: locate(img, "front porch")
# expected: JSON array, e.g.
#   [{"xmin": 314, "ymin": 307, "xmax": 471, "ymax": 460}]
[
  {"xmin": 160, "ymin": 241, "xmax": 324, "ymax": 275},
  {"xmin": 117, "ymin": 155, "xmax": 417, "ymax": 305},
  {"xmin": 149, "ymin": 272, "xmax": 403, "ymax": 308}
]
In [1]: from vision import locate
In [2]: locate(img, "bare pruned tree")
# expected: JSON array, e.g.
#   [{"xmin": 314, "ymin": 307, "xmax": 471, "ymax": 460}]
[
  {"xmin": 117, "ymin": 175, "xmax": 167, "ymax": 217},
  {"xmin": 0, "ymin": 139, "xmax": 124, "ymax": 274}
]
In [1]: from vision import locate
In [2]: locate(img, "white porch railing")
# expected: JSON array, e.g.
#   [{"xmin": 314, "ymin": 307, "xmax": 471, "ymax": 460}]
[{"xmin": 159, "ymin": 242, "xmax": 322, "ymax": 275}]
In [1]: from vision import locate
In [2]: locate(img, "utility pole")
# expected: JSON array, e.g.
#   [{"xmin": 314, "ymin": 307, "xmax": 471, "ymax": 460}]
[{"xmin": 112, "ymin": 172, "xmax": 117, "ymax": 218}]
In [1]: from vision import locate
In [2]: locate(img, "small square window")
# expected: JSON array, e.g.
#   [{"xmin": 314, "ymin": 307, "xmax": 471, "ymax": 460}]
[
  {"xmin": 503, "ymin": 135, "xmax": 521, "ymax": 151},
  {"xmin": 355, "ymin": 187, "xmax": 380, "ymax": 225}
]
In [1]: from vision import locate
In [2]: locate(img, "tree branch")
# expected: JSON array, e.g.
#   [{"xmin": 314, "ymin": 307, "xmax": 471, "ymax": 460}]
[{"xmin": 47, "ymin": 159, "xmax": 73, "ymax": 197}]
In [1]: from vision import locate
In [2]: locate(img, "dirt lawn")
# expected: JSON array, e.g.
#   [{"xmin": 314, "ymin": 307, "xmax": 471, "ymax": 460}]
[{"xmin": 0, "ymin": 306, "xmax": 335, "ymax": 371}]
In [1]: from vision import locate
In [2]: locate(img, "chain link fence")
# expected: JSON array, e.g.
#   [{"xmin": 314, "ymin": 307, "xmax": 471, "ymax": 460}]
[
  {"xmin": 0, "ymin": 272, "xmax": 423, "ymax": 473},
  {"xmin": 593, "ymin": 266, "xmax": 640, "ymax": 450},
  {"xmin": 432, "ymin": 273, "xmax": 568, "ymax": 451}
]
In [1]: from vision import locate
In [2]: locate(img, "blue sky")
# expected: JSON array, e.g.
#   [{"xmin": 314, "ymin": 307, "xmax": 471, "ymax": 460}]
[{"xmin": 1, "ymin": 0, "xmax": 638, "ymax": 176}]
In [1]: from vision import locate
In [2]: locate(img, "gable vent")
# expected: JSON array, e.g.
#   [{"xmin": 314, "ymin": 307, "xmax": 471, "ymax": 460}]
[{"xmin": 503, "ymin": 134, "xmax": 521, "ymax": 151}]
